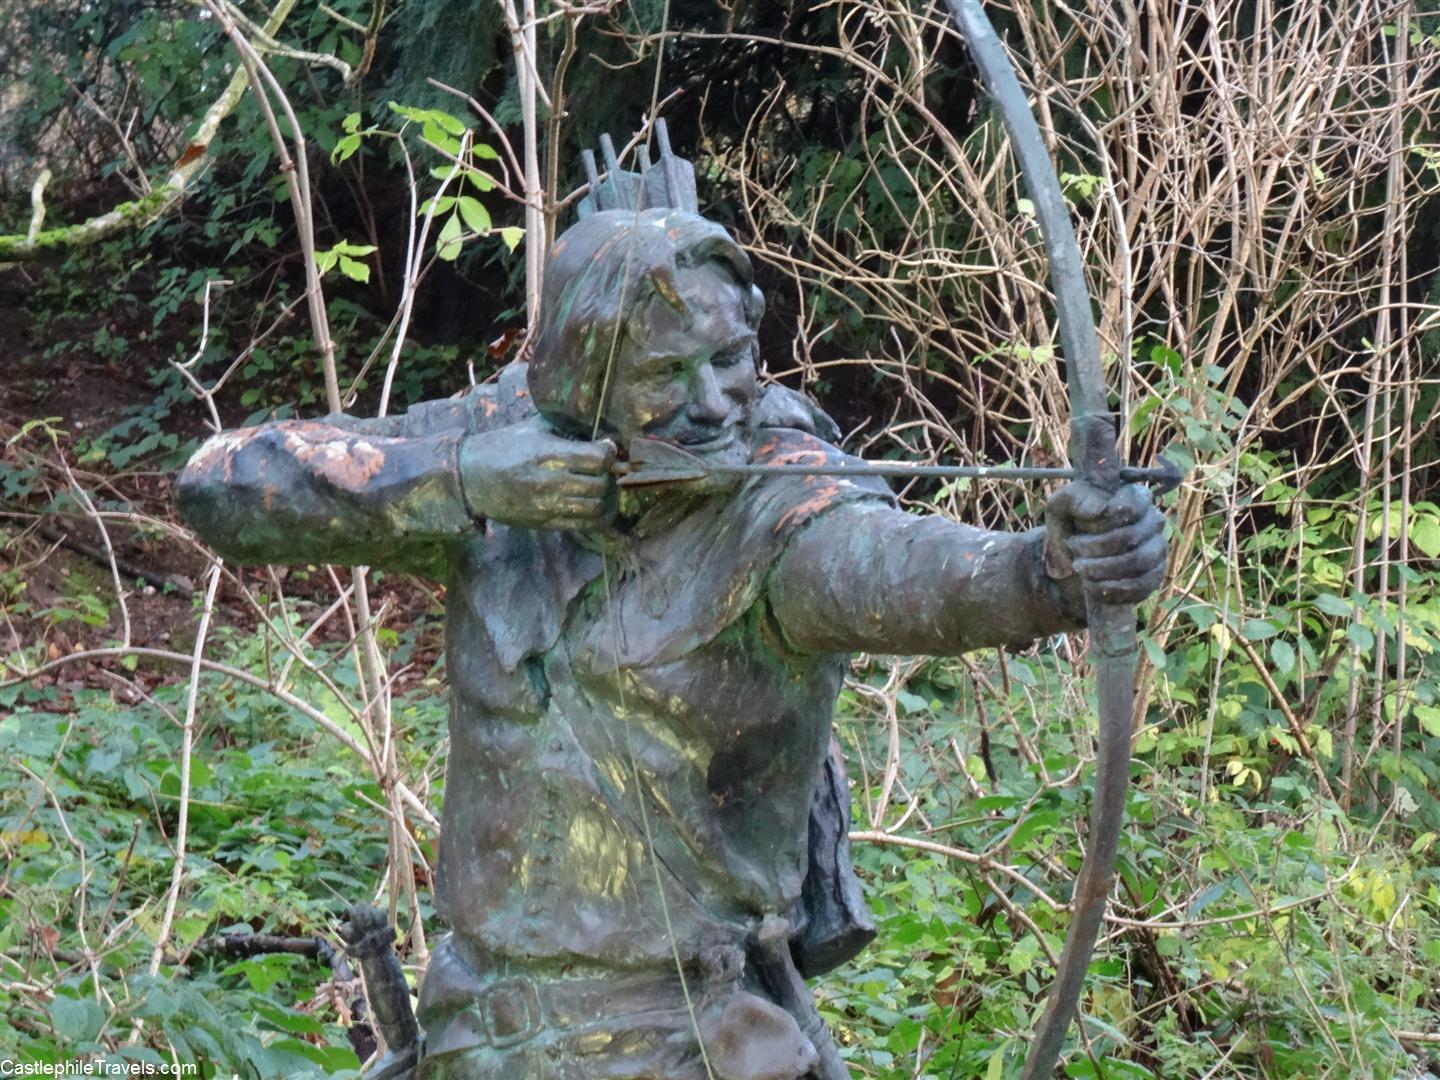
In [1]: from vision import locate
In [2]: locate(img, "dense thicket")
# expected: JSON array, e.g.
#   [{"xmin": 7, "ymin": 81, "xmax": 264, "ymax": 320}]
[{"xmin": 3, "ymin": 2, "xmax": 1440, "ymax": 1077}]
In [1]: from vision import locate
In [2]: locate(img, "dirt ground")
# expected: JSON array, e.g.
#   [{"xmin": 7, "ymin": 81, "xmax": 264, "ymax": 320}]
[{"xmin": 0, "ymin": 266, "xmax": 443, "ymax": 706}]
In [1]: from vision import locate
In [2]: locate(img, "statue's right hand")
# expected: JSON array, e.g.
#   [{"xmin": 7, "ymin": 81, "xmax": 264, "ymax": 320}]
[{"xmin": 459, "ymin": 417, "xmax": 617, "ymax": 531}]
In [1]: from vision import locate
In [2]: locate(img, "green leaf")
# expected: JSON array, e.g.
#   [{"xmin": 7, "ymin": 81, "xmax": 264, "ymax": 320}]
[
  {"xmin": 1242, "ymin": 618, "xmax": 1278, "ymax": 641},
  {"xmin": 51, "ymin": 995, "xmax": 105, "ymax": 1042},
  {"xmin": 1313, "ymin": 593, "xmax": 1352, "ymax": 617},
  {"xmin": 474, "ymin": 143, "xmax": 500, "ymax": 160},
  {"xmin": 1009, "ymin": 809, "xmax": 1058, "ymax": 851},
  {"xmin": 1005, "ymin": 934, "xmax": 1040, "ymax": 974},
  {"xmin": 1016, "ymin": 197, "xmax": 1035, "ymax": 215},
  {"xmin": 1129, "ymin": 395, "xmax": 1160, "ymax": 436},
  {"xmin": 456, "ymin": 195, "xmax": 491, "ymax": 234},
  {"xmin": 341, "ymin": 111, "xmax": 361, "ymax": 134},
  {"xmin": 332, "ymin": 132, "xmax": 361, "ymax": 164},
  {"xmin": 896, "ymin": 690, "xmax": 928, "ymax": 714},
  {"xmin": 1141, "ymin": 637, "xmax": 1166, "ymax": 667},
  {"xmin": 1416, "ymin": 704, "xmax": 1440, "ymax": 738},
  {"xmin": 256, "ymin": 1002, "xmax": 325, "ymax": 1035},
  {"xmin": 500, "ymin": 226, "xmax": 524, "ymax": 252},
  {"xmin": 338, "ymin": 256, "xmax": 370, "ymax": 283},
  {"xmin": 1346, "ymin": 622, "xmax": 1375, "ymax": 651},
  {"xmin": 420, "ymin": 195, "xmax": 456, "ymax": 217},
  {"xmin": 1149, "ymin": 343, "xmax": 1183, "ymax": 374},
  {"xmin": 421, "ymin": 122, "xmax": 461, "ymax": 157},
  {"xmin": 1188, "ymin": 880, "xmax": 1230, "ymax": 917},
  {"xmin": 1269, "ymin": 639, "xmax": 1296, "ymax": 674},
  {"xmin": 436, "ymin": 212, "xmax": 464, "ymax": 261},
  {"xmin": 1411, "ymin": 514, "xmax": 1440, "ymax": 558},
  {"xmin": 426, "ymin": 108, "xmax": 467, "ymax": 135},
  {"xmin": 388, "ymin": 102, "xmax": 464, "ymax": 134}
]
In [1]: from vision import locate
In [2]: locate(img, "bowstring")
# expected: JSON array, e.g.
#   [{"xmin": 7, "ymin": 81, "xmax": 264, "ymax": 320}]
[{"xmin": 586, "ymin": 1, "xmax": 716, "ymax": 1075}]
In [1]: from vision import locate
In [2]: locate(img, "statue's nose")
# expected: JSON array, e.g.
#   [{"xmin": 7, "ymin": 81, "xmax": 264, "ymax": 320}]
[{"xmin": 687, "ymin": 364, "xmax": 729, "ymax": 424}]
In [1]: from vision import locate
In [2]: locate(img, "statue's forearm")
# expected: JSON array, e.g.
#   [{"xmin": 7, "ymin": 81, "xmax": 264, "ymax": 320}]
[
  {"xmin": 768, "ymin": 504, "xmax": 1087, "ymax": 656},
  {"xmin": 175, "ymin": 418, "xmax": 472, "ymax": 575}
]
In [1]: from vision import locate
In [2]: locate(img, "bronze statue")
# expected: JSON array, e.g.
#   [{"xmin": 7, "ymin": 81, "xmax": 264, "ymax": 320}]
[{"xmin": 176, "ymin": 131, "xmax": 1167, "ymax": 1080}]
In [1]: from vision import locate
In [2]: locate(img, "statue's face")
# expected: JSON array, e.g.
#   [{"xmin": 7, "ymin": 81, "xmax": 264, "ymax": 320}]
[{"xmin": 605, "ymin": 262, "xmax": 758, "ymax": 460}]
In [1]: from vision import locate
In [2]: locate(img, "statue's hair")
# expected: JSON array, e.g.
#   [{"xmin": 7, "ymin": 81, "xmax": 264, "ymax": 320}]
[{"xmin": 527, "ymin": 208, "xmax": 764, "ymax": 437}]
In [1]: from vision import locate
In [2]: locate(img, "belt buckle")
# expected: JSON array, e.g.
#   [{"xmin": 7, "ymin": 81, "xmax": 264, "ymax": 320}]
[{"xmin": 480, "ymin": 976, "xmax": 542, "ymax": 1049}]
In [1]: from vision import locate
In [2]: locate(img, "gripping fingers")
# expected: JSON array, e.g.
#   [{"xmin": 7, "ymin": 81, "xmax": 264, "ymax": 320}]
[
  {"xmin": 1073, "ymin": 532, "xmax": 1166, "ymax": 582},
  {"xmin": 533, "ymin": 494, "xmax": 605, "ymax": 524},
  {"xmin": 557, "ymin": 494, "xmax": 603, "ymax": 515},
  {"xmin": 563, "ymin": 438, "xmax": 616, "ymax": 477},
  {"xmin": 1081, "ymin": 484, "xmax": 1152, "ymax": 532},
  {"xmin": 1083, "ymin": 564, "xmax": 1166, "ymax": 605},
  {"xmin": 1066, "ymin": 507, "xmax": 1164, "ymax": 560},
  {"xmin": 546, "ymin": 472, "xmax": 612, "ymax": 499}
]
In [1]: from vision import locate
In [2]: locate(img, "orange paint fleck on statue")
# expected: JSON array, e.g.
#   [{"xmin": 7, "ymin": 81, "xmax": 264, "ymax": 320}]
[
  {"xmin": 774, "ymin": 482, "xmax": 843, "ymax": 534},
  {"xmin": 284, "ymin": 427, "xmax": 387, "ymax": 491},
  {"xmin": 769, "ymin": 449, "xmax": 828, "ymax": 468}
]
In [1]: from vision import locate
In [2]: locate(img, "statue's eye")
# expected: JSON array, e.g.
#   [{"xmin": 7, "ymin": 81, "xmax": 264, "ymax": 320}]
[{"xmin": 712, "ymin": 349, "xmax": 742, "ymax": 369}]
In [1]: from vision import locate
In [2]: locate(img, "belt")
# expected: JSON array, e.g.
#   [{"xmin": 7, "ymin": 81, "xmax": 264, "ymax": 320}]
[{"xmin": 422, "ymin": 934, "xmax": 743, "ymax": 1057}]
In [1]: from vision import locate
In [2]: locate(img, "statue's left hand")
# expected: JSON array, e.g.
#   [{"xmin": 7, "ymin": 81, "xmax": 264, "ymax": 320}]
[{"xmin": 1044, "ymin": 482, "xmax": 1167, "ymax": 606}]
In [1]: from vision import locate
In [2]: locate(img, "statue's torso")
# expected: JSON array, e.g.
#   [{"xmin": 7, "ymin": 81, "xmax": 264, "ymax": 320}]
[{"xmin": 435, "ymin": 473, "xmax": 853, "ymax": 971}]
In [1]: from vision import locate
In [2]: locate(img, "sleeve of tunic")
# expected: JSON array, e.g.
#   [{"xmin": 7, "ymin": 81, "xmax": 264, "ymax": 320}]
[
  {"xmin": 174, "ymin": 364, "xmax": 536, "ymax": 577},
  {"xmin": 766, "ymin": 501, "xmax": 1089, "ymax": 657}
]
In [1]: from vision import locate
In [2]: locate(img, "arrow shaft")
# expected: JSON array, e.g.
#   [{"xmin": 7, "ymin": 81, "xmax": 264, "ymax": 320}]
[{"xmin": 616, "ymin": 460, "xmax": 1171, "ymax": 485}]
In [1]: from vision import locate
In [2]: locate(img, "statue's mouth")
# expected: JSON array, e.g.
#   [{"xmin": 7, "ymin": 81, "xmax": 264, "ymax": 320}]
[{"xmin": 676, "ymin": 429, "xmax": 735, "ymax": 453}]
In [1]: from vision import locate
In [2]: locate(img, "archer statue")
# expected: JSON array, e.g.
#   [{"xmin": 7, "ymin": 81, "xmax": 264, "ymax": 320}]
[{"xmin": 176, "ymin": 127, "xmax": 1168, "ymax": 1080}]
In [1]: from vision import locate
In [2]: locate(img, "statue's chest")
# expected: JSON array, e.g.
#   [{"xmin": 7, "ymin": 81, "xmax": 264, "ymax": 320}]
[{"xmin": 574, "ymin": 603, "xmax": 843, "ymax": 755}]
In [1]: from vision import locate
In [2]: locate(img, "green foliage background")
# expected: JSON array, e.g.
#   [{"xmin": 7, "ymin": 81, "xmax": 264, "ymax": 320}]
[{"xmin": 3, "ymin": 1, "xmax": 1440, "ymax": 1078}]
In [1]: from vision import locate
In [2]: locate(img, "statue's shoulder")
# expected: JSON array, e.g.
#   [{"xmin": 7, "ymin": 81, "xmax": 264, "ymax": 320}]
[
  {"xmin": 751, "ymin": 426, "xmax": 854, "ymax": 468},
  {"xmin": 753, "ymin": 382, "xmax": 842, "ymax": 443},
  {"xmin": 449, "ymin": 361, "xmax": 538, "ymax": 432},
  {"xmin": 742, "ymin": 427, "xmax": 895, "ymax": 540}
]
